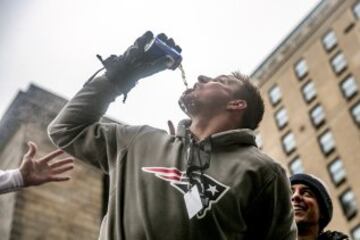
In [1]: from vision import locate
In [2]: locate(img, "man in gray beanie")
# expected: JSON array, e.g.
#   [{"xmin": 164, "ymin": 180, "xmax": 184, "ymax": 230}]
[{"xmin": 290, "ymin": 173, "xmax": 349, "ymax": 240}]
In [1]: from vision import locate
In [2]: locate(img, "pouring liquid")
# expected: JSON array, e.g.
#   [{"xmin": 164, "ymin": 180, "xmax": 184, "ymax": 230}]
[{"xmin": 178, "ymin": 64, "xmax": 189, "ymax": 89}]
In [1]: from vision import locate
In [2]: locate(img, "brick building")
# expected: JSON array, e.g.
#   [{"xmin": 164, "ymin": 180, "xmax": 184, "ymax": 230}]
[
  {"xmin": 0, "ymin": 84, "xmax": 105, "ymax": 240},
  {"xmin": 252, "ymin": 0, "xmax": 360, "ymax": 238}
]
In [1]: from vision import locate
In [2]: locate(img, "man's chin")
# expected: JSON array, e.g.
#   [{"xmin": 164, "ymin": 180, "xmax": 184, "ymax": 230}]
[
  {"xmin": 294, "ymin": 216, "xmax": 306, "ymax": 225},
  {"xmin": 294, "ymin": 213, "xmax": 309, "ymax": 224}
]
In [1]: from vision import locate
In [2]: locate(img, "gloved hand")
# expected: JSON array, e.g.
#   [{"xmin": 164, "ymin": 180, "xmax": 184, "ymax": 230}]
[{"xmin": 98, "ymin": 31, "xmax": 182, "ymax": 101}]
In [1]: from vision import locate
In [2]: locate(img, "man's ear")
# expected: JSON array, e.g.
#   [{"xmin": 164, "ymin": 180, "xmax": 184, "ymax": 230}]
[{"xmin": 226, "ymin": 99, "xmax": 247, "ymax": 111}]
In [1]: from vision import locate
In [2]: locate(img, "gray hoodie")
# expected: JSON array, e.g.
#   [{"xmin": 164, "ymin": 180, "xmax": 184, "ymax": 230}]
[{"xmin": 48, "ymin": 75, "xmax": 297, "ymax": 240}]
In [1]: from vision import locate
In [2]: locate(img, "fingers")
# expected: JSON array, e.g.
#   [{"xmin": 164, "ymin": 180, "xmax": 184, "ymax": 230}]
[
  {"xmin": 49, "ymin": 157, "xmax": 74, "ymax": 175},
  {"xmin": 134, "ymin": 31, "xmax": 154, "ymax": 49},
  {"xmin": 49, "ymin": 157, "xmax": 74, "ymax": 169},
  {"xmin": 38, "ymin": 149, "xmax": 64, "ymax": 164},
  {"xmin": 51, "ymin": 164, "xmax": 74, "ymax": 175},
  {"xmin": 167, "ymin": 120, "xmax": 175, "ymax": 135},
  {"xmin": 174, "ymin": 45, "xmax": 182, "ymax": 53},
  {"xmin": 48, "ymin": 176, "xmax": 71, "ymax": 182},
  {"xmin": 166, "ymin": 38, "xmax": 182, "ymax": 54},
  {"xmin": 157, "ymin": 33, "xmax": 168, "ymax": 42},
  {"xmin": 144, "ymin": 55, "xmax": 173, "ymax": 76},
  {"xmin": 48, "ymin": 157, "xmax": 74, "ymax": 182},
  {"xmin": 24, "ymin": 141, "xmax": 37, "ymax": 159},
  {"xmin": 156, "ymin": 33, "xmax": 181, "ymax": 52},
  {"xmin": 167, "ymin": 38, "xmax": 175, "ymax": 47},
  {"xmin": 127, "ymin": 31, "xmax": 154, "ymax": 64}
]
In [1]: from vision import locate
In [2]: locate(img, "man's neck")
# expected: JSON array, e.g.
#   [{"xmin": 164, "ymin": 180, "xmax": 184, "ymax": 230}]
[
  {"xmin": 298, "ymin": 235, "xmax": 317, "ymax": 240},
  {"xmin": 189, "ymin": 115, "xmax": 238, "ymax": 141},
  {"xmin": 297, "ymin": 223, "xmax": 320, "ymax": 240}
]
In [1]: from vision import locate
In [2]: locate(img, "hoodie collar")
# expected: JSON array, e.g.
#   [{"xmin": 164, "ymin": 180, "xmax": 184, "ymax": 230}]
[{"xmin": 176, "ymin": 119, "xmax": 257, "ymax": 148}]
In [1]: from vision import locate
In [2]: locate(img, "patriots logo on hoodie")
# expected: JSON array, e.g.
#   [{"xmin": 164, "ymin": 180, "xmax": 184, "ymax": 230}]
[{"xmin": 142, "ymin": 167, "xmax": 230, "ymax": 219}]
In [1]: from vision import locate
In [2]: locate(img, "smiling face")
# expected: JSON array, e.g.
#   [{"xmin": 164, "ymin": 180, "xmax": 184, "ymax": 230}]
[
  {"xmin": 291, "ymin": 184, "xmax": 321, "ymax": 228},
  {"xmin": 179, "ymin": 74, "xmax": 243, "ymax": 117}
]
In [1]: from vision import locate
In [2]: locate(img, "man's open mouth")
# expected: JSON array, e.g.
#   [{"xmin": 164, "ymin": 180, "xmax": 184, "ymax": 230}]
[{"xmin": 293, "ymin": 204, "xmax": 306, "ymax": 211}]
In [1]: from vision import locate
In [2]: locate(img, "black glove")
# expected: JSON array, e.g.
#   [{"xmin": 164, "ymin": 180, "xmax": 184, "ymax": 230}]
[{"xmin": 97, "ymin": 31, "xmax": 182, "ymax": 102}]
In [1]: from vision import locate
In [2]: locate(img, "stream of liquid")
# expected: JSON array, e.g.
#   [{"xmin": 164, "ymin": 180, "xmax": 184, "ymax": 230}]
[{"xmin": 178, "ymin": 64, "xmax": 189, "ymax": 89}]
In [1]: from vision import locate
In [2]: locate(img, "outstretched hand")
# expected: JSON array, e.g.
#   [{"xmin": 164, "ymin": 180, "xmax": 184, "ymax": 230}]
[{"xmin": 19, "ymin": 142, "xmax": 74, "ymax": 187}]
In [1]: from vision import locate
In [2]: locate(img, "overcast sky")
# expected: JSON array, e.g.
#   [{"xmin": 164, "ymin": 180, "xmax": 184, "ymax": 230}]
[{"xmin": 0, "ymin": 0, "xmax": 320, "ymax": 130}]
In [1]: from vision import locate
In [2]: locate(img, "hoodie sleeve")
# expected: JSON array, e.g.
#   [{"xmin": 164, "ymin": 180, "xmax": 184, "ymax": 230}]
[
  {"xmin": 48, "ymin": 75, "xmax": 141, "ymax": 173},
  {"xmin": 0, "ymin": 169, "xmax": 24, "ymax": 194}
]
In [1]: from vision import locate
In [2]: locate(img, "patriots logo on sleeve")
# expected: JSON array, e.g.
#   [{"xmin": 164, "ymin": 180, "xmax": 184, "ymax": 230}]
[{"xmin": 142, "ymin": 167, "xmax": 230, "ymax": 219}]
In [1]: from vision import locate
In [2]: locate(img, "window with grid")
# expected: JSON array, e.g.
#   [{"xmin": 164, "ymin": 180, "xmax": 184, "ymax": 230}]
[
  {"xmin": 351, "ymin": 101, "xmax": 360, "ymax": 127},
  {"xmin": 289, "ymin": 157, "xmax": 304, "ymax": 175},
  {"xmin": 339, "ymin": 188, "xmax": 358, "ymax": 220},
  {"xmin": 268, "ymin": 84, "xmax": 282, "ymax": 106},
  {"xmin": 294, "ymin": 59, "xmax": 308, "ymax": 79},
  {"xmin": 352, "ymin": 224, "xmax": 360, "ymax": 240},
  {"xmin": 328, "ymin": 158, "xmax": 346, "ymax": 186},
  {"xmin": 322, "ymin": 30, "xmax": 337, "ymax": 51},
  {"xmin": 331, "ymin": 52, "xmax": 347, "ymax": 74},
  {"xmin": 282, "ymin": 131, "xmax": 296, "ymax": 155},
  {"xmin": 354, "ymin": 1, "xmax": 360, "ymax": 19},
  {"xmin": 275, "ymin": 107, "xmax": 288, "ymax": 129},
  {"xmin": 302, "ymin": 81, "xmax": 317, "ymax": 103},
  {"xmin": 310, "ymin": 104, "xmax": 325, "ymax": 127},
  {"xmin": 340, "ymin": 75, "xmax": 358, "ymax": 100},
  {"xmin": 318, "ymin": 130, "xmax": 335, "ymax": 156}
]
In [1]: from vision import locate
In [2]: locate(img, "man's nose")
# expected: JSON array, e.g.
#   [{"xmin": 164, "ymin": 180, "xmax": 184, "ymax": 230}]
[
  {"xmin": 291, "ymin": 191, "xmax": 302, "ymax": 202},
  {"xmin": 197, "ymin": 75, "xmax": 212, "ymax": 83}
]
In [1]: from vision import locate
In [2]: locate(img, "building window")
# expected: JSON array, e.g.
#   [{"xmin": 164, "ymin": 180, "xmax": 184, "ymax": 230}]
[
  {"xmin": 275, "ymin": 107, "xmax": 288, "ymax": 129},
  {"xmin": 282, "ymin": 131, "xmax": 296, "ymax": 155},
  {"xmin": 289, "ymin": 157, "xmax": 304, "ymax": 175},
  {"xmin": 352, "ymin": 224, "xmax": 360, "ymax": 240},
  {"xmin": 340, "ymin": 75, "xmax": 358, "ymax": 100},
  {"xmin": 328, "ymin": 157, "xmax": 346, "ymax": 186},
  {"xmin": 354, "ymin": 1, "xmax": 360, "ymax": 19},
  {"xmin": 339, "ymin": 188, "xmax": 358, "ymax": 220},
  {"xmin": 322, "ymin": 30, "xmax": 337, "ymax": 52},
  {"xmin": 318, "ymin": 130, "xmax": 335, "ymax": 156},
  {"xmin": 255, "ymin": 132, "xmax": 263, "ymax": 149},
  {"xmin": 351, "ymin": 101, "xmax": 360, "ymax": 127},
  {"xmin": 302, "ymin": 81, "xmax": 317, "ymax": 103},
  {"xmin": 268, "ymin": 84, "xmax": 282, "ymax": 106},
  {"xmin": 294, "ymin": 59, "xmax": 308, "ymax": 79},
  {"xmin": 310, "ymin": 104, "xmax": 326, "ymax": 128},
  {"xmin": 330, "ymin": 52, "xmax": 347, "ymax": 75}
]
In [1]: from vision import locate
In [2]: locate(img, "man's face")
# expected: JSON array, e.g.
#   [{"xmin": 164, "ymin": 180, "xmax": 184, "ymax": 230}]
[
  {"xmin": 179, "ymin": 74, "xmax": 242, "ymax": 116},
  {"xmin": 291, "ymin": 184, "xmax": 321, "ymax": 227}
]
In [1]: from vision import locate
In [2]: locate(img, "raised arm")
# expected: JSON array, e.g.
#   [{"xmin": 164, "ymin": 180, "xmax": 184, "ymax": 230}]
[{"xmin": 48, "ymin": 31, "xmax": 180, "ymax": 172}]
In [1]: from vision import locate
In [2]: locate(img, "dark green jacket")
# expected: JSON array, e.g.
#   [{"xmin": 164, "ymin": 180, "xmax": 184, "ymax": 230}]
[
  {"xmin": 48, "ymin": 75, "xmax": 297, "ymax": 240},
  {"xmin": 318, "ymin": 230, "xmax": 349, "ymax": 240}
]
